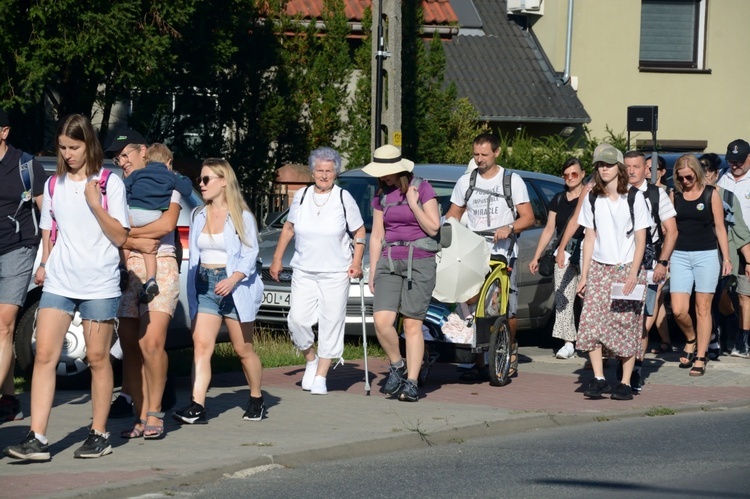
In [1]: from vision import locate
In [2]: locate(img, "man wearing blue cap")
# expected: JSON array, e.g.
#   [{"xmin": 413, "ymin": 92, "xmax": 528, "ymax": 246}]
[{"xmin": 0, "ymin": 108, "xmax": 47, "ymax": 422}]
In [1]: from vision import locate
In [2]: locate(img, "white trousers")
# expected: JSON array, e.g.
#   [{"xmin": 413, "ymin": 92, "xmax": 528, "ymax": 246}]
[{"xmin": 287, "ymin": 268, "xmax": 349, "ymax": 359}]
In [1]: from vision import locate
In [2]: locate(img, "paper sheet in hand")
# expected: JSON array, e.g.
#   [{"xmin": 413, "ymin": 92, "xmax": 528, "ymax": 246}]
[{"xmin": 611, "ymin": 283, "xmax": 645, "ymax": 301}]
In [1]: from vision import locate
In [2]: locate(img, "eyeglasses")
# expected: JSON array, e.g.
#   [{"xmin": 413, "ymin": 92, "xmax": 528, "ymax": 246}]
[
  {"xmin": 596, "ymin": 163, "xmax": 616, "ymax": 169},
  {"xmin": 676, "ymin": 174, "xmax": 695, "ymax": 182},
  {"xmin": 196, "ymin": 175, "xmax": 221, "ymax": 185},
  {"xmin": 113, "ymin": 146, "xmax": 138, "ymax": 167},
  {"xmin": 562, "ymin": 171, "xmax": 580, "ymax": 180}
]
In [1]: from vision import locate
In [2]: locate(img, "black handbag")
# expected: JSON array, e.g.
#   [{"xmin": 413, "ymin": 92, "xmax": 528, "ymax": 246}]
[{"xmin": 538, "ymin": 249, "xmax": 556, "ymax": 277}]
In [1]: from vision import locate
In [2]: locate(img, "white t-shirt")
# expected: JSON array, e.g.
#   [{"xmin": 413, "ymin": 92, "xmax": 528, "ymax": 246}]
[
  {"xmin": 578, "ymin": 191, "xmax": 650, "ymax": 265},
  {"xmin": 39, "ymin": 170, "xmax": 130, "ymax": 299},
  {"xmin": 288, "ymin": 185, "xmax": 365, "ymax": 272},
  {"xmin": 634, "ymin": 181, "xmax": 676, "ymax": 244},
  {"xmin": 718, "ymin": 172, "xmax": 750, "ymax": 222},
  {"xmin": 449, "ymin": 166, "xmax": 529, "ymax": 258}
]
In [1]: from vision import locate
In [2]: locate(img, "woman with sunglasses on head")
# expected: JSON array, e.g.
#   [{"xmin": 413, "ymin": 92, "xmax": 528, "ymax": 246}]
[
  {"xmin": 107, "ymin": 131, "xmax": 182, "ymax": 440},
  {"xmin": 173, "ymin": 159, "xmax": 265, "ymax": 423},
  {"xmin": 4, "ymin": 115, "xmax": 129, "ymax": 461},
  {"xmin": 576, "ymin": 144, "xmax": 650, "ymax": 401},
  {"xmin": 670, "ymin": 155, "xmax": 731, "ymax": 377},
  {"xmin": 530, "ymin": 158, "xmax": 585, "ymax": 359}
]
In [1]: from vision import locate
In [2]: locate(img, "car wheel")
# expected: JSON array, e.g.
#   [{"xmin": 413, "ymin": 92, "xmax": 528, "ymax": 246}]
[{"xmin": 15, "ymin": 301, "xmax": 92, "ymax": 383}]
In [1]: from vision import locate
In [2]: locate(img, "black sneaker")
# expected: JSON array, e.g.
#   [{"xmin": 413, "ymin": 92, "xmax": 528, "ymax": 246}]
[
  {"xmin": 73, "ymin": 430, "xmax": 112, "ymax": 459},
  {"xmin": 4, "ymin": 431, "xmax": 50, "ymax": 461},
  {"xmin": 631, "ymin": 368, "xmax": 643, "ymax": 393},
  {"xmin": 243, "ymin": 396, "xmax": 265, "ymax": 421},
  {"xmin": 139, "ymin": 278, "xmax": 160, "ymax": 304},
  {"xmin": 383, "ymin": 363, "xmax": 406, "ymax": 395},
  {"xmin": 397, "ymin": 380, "xmax": 419, "ymax": 402},
  {"xmin": 610, "ymin": 383, "xmax": 634, "ymax": 401},
  {"xmin": 0, "ymin": 395, "xmax": 23, "ymax": 422},
  {"xmin": 583, "ymin": 378, "xmax": 611, "ymax": 398},
  {"xmin": 108, "ymin": 394, "xmax": 134, "ymax": 419},
  {"xmin": 173, "ymin": 401, "xmax": 207, "ymax": 424}
]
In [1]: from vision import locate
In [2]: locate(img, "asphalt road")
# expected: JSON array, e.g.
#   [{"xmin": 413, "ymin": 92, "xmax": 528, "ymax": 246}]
[{"xmin": 157, "ymin": 406, "xmax": 750, "ymax": 498}]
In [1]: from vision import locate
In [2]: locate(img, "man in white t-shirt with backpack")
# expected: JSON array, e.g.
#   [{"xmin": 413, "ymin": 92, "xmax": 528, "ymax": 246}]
[{"xmin": 445, "ymin": 133, "xmax": 535, "ymax": 379}]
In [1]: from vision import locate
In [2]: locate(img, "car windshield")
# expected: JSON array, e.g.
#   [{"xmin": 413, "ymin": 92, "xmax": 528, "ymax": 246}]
[{"xmin": 266, "ymin": 176, "xmax": 458, "ymax": 231}]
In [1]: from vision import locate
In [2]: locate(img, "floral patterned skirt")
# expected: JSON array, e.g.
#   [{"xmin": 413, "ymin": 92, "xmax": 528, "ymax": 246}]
[{"xmin": 578, "ymin": 261, "xmax": 646, "ymax": 358}]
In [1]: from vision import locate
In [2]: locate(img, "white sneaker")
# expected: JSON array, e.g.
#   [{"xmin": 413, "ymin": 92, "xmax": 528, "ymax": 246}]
[
  {"xmin": 301, "ymin": 356, "xmax": 319, "ymax": 390},
  {"xmin": 310, "ymin": 375, "xmax": 327, "ymax": 395},
  {"xmin": 555, "ymin": 343, "xmax": 576, "ymax": 359}
]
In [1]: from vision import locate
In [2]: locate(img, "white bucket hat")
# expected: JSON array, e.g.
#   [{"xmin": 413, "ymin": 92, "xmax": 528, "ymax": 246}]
[{"xmin": 362, "ymin": 145, "xmax": 415, "ymax": 177}]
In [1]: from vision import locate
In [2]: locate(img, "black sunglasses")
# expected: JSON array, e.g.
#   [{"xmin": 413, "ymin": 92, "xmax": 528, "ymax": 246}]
[{"xmin": 196, "ymin": 175, "xmax": 221, "ymax": 185}]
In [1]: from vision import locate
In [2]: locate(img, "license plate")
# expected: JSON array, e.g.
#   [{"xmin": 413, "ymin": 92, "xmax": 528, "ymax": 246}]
[{"xmin": 262, "ymin": 291, "xmax": 290, "ymax": 307}]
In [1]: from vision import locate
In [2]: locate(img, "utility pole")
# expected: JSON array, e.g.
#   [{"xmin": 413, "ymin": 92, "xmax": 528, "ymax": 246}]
[{"xmin": 371, "ymin": 0, "xmax": 402, "ymax": 150}]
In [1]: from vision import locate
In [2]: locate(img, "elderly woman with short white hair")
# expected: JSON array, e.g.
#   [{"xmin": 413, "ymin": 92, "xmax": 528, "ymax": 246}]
[{"xmin": 270, "ymin": 147, "xmax": 365, "ymax": 395}]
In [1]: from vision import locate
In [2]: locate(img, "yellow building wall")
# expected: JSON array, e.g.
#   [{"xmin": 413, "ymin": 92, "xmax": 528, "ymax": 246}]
[{"xmin": 533, "ymin": 0, "xmax": 750, "ymax": 153}]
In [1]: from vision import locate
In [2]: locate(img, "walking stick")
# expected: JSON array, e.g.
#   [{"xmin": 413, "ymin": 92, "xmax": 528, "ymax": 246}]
[{"xmin": 360, "ymin": 278, "xmax": 371, "ymax": 395}]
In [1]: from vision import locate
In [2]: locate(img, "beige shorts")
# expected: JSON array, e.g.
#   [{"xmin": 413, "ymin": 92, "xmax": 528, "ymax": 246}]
[{"xmin": 118, "ymin": 253, "xmax": 180, "ymax": 318}]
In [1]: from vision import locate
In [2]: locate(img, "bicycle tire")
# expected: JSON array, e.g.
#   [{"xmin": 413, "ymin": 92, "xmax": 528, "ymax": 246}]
[{"xmin": 488, "ymin": 316, "xmax": 511, "ymax": 386}]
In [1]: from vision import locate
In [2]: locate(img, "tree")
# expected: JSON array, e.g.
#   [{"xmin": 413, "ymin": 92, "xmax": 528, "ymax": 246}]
[{"xmin": 342, "ymin": 7, "xmax": 373, "ymax": 169}]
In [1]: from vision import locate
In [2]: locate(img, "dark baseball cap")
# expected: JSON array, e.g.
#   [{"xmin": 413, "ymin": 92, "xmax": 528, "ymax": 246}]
[
  {"xmin": 726, "ymin": 139, "xmax": 750, "ymax": 163},
  {"xmin": 0, "ymin": 108, "xmax": 9, "ymax": 127},
  {"xmin": 105, "ymin": 129, "xmax": 147, "ymax": 152}
]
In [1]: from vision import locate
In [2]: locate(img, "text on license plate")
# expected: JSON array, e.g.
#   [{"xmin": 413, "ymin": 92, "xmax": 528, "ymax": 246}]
[{"xmin": 262, "ymin": 291, "xmax": 290, "ymax": 307}]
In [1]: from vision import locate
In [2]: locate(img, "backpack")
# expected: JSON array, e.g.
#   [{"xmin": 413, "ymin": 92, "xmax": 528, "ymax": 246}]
[
  {"xmin": 49, "ymin": 169, "xmax": 112, "ymax": 245},
  {"xmin": 8, "ymin": 152, "xmax": 38, "ymax": 236},
  {"xmin": 463, "ymin": 168, "xmax": 517, "ymax": 221}
]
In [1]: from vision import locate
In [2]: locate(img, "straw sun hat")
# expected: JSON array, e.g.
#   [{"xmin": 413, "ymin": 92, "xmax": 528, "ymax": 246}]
[{"xmin": 362, "ymin": 145, "xmax": 415, "ymax": 177}]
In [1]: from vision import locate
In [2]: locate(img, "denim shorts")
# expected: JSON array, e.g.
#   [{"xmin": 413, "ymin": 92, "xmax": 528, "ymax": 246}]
[
  {"xmin": 0, "ymin": 246, "xmax": 36, "ymax": 306},
  {"xmin": 39, "ymin": 291, "xmax": 120, "ymax": 321},
  {"xmin": 669, "ymin": 249, "xmax": 720, "ymax": 294},
  {"xmin": 196, "ymin": 266, "xmax": 239, "ymax": 320}
]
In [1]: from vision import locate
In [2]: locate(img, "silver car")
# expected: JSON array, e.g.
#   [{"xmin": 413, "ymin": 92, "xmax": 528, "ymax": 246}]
[
  {"xmin": 256, "ymin": 164, "xmax": 565, "ymax": 336},
  {"xmin": 13, "ymin": 158, "xmax": 204, "ymax": 382}
]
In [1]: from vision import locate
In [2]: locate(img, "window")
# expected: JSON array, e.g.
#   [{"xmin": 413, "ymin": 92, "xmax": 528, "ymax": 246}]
[
  {"xmin": 523, "ymin": 180, "xmax": 548, "ymax": 227},
  {"xmin": 639, "ymin": 0, "xmax": 707, "ymax": 70}
]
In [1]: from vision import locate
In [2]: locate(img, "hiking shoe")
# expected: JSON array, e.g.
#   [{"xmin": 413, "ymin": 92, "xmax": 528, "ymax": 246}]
[
  {"xmin": 630, "ymin": 369, "xmax": 643, "ymax": 393},
  {"xmin": 610, "ymin": 383, "xmax": 634, "ymax": 401},
  {"xmin": 310, "ymin": 375, "xmax": 327, "ymax": 395},
  {"xmin": 108, "ymin": 394, "xmax": 133, "ymax": 419},
  {"xmin": 731, "ymin": 331, "xmax": 749, "ymax": 358},
  {"xmin": 301, "ymin": 356, "xmax": 319, "ymax": 391},
  {"xmin": 583, "ymin": 378, "xmax": 611, "ymax": 398},
  {"xmin": 555, "ymin": 343, "xmax": 576, "ymax": 359},
  {"xmin": 74, "ymin": 430, "xmax": 112, "ymax": 459},
  {"xmin": 243, "ymin": 396, "xmax": 265, "ymax": 421},
  {"xmin": 138, "ymin": 278, "xmax": 160, "ymax": 304},
  {"xmin": 383, "ymin": 363, "xmax": 406, "ymax": 395},
  {"xmin": 4, "ymin": 432, "xmax": 50, "ymax": 461},
  {"xmin": 0, "ymin": 396, "xmax": 23, "ymax": 422},
  {"xmin": 397, "ymin": 379, "xmax": 419, "ymax": 402},
  {"xmin": 173, "ymin": 401, "xmax": 207, "ymax": 424}
]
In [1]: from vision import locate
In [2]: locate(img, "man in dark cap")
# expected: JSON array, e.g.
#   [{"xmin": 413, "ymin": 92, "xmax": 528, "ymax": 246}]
[
  {"xmin": 717, "ymin": 138, "xmax": 750, "ymax": 358},
  {"xmin": 0, "ymin": 108, "xmax": 47, "ymax": 422}
]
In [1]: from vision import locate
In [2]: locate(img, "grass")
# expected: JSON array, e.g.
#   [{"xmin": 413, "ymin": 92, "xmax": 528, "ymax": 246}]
[
  {"xmin": 167, "ymin": 326, "xmax": 386, "ymax": 377},
  {"xmin": 644, "ymin": 406, "xmax": 676, "ymax": 417}
]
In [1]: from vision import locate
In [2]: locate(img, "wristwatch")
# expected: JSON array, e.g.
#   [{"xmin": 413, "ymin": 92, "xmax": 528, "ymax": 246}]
[
  {"xmin": 508, "ymin": 223, "xmax": 515, "ymax": 234},
  {"xmin": 657, "ymin": 260, "xmax": 669, "ymax": 266}
]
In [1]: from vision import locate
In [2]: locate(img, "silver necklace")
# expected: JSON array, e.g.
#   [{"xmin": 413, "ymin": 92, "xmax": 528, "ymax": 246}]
[{"xmin": 312, "ymin": 190, "xmax": 333, "ymax": 215}]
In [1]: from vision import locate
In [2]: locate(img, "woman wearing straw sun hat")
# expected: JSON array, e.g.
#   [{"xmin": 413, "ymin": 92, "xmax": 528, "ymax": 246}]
[{"xmin": 363, "ymin": 145, "xmax": 441, "ymax": 402}]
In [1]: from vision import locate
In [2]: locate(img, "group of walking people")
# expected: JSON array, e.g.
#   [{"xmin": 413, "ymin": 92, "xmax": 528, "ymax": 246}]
[{"xmin": 530, "ymin": 139, "xmax": 750, "ymax": 401}]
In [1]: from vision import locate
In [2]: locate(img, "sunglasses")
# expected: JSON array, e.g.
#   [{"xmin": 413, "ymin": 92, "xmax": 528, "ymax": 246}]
[
  {"xmin": 676, "ymin": 174, "xmax": 695, "ymax": 183},
  {"xmin": 562, "ymin": 171, "xmax": 580, "ymax": 180},
  {"xmin": 196, "ymin": 175, "xmax": 221, "ymax": 185}
]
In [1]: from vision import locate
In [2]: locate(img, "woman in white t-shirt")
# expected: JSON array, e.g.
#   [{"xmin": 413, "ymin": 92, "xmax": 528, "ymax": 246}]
[
  {"xmin": 3, "ymin": 115, "xmax": 129, "ymax": 462},
  {"xmin": 173, "ymin": 158, "xmax": 265, "ymax": 423},
  {"xmin": 270, "ymin": 148, "xmax": 366, "ymax": 395},
  {"xmin": 576, "ymin": 145, "xmax": 649, "ymax": 402}
]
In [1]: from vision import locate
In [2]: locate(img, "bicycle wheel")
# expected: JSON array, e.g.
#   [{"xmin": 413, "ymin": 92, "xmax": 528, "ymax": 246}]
[{"xmin": 488, "ymin": 316, "xmax": 511, "ymax": 386}]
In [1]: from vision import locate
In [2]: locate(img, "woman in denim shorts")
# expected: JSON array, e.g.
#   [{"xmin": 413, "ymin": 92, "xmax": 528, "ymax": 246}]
[
  {"xmin": 173, "ymin": 158, "xmax": 264, "ymax": 424},
  {"xmin": 3, "ymin": 115, "xmax": 129, "ymax": 462},
  {"xmin": 364, "ymin": 145, "xmax": 441, "ymax": 403},
  {"xmin": 670, "ymin": 154, "xmax": 731, "ymax": 377}
]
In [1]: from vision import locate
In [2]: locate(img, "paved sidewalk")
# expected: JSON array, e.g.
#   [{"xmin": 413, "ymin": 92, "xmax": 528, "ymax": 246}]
[{"xmin": 1, "ymin": 346, "xmax": 749, "ymax": 498}]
